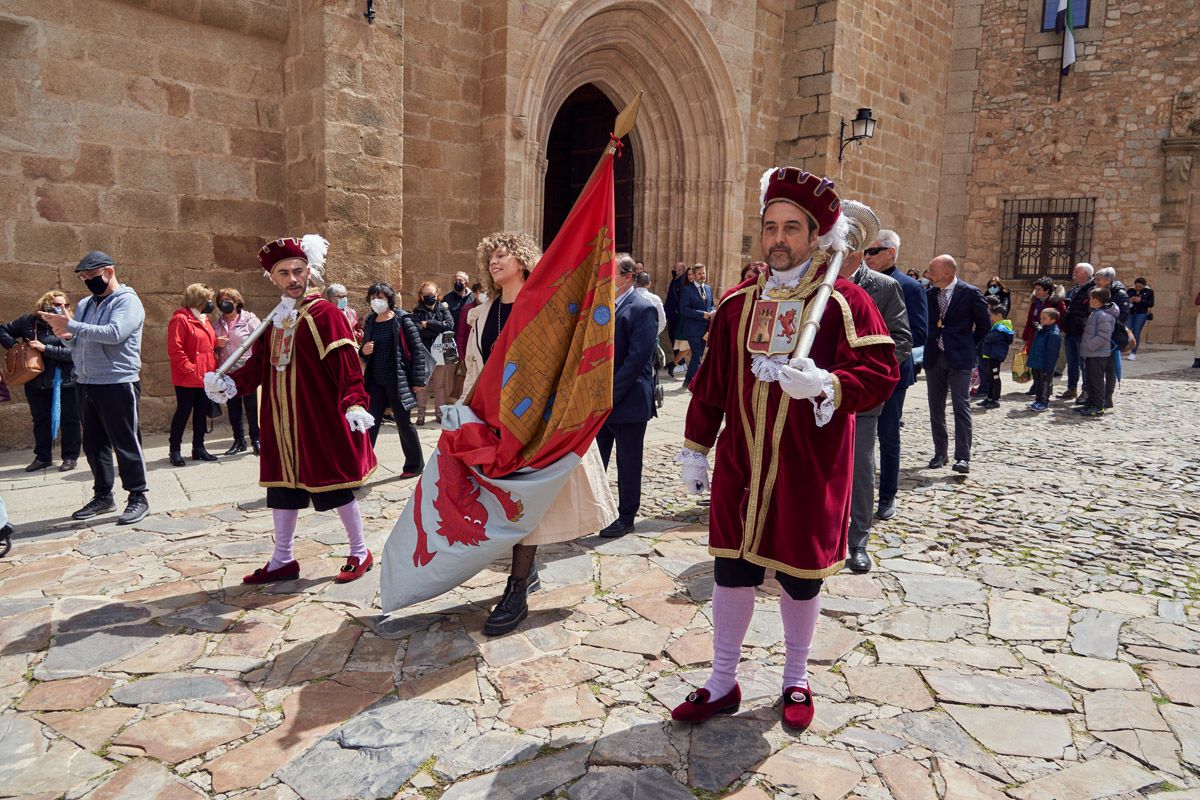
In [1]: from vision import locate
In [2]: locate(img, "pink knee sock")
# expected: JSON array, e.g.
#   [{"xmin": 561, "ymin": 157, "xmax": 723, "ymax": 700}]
[
  {"xmin": 780, "ymin": 592, "xmax": 821, "ymax": 689},
  {"xmin": 703, "ymin": 585, "xmax": 756, "ymax": 698},
  {"xmin": 336, "ymin": 499, "xmax": 368, "ymax": 560},
  {"xmin": 268, "ymin": 509, "xmax": 299, "ymax": 569}
]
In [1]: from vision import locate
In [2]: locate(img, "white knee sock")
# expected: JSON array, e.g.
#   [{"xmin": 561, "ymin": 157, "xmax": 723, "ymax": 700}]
[
  {"xmin": 268, "ymin": 509, "xmax": 299, "ymax": 569},
  {"xmin": 780, "ymin": 592, "xmax": 821, "ymax": 690},
  {"xmin": 336, "ymin": 499, "xmax": 368, "ymax": 560},
  {"xmin": 702, "ymin": 585, "xmax": 756, "ymax": 698}
]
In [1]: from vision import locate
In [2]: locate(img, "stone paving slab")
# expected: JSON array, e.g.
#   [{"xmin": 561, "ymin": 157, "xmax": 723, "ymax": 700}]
[{"xmin": 0, "ymin": 355, "xmax": 1197, "ymax": 798}]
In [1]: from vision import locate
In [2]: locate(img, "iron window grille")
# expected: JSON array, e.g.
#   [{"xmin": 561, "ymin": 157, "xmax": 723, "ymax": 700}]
[{"xmin": 1000, "ymin": 198, "xmax": 1096, "ymax": 280}]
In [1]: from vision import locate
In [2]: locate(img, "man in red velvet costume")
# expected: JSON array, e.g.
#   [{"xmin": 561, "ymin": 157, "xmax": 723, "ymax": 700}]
[
  {"xmin": 204, "ymin": 236, "xmax": 378, "ymax": 584},
  {"xmin": 671, "ymin": 168, "xmax": 899, "ymax": 732}
]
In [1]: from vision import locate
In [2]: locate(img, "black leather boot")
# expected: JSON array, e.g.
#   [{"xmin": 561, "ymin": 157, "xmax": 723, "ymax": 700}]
[
  {"xmin": 223, "ymin": 439, "xmax": 247, "ymax": 456},
  {"xmin": 483, "ymin": 575, "xmax": 533, "ymax": 636},
  {"xmin": 169, "ymin": 451, "xmax": 186, "ymax": 467},
  {"xmin": 251, "ymin": 438, "xmax": 260, "ymax": 456},
  {"xmin": 191, "ymin": 447, "xmax": 218, "ymax": 462}
]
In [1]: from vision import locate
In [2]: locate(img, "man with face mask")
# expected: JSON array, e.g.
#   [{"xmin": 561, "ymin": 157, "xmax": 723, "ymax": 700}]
[
  {"xmin": 443, "ymin": 271, "xmax": 474, "ymax": 400},
  {"xmin": 39, "ymin": 251, "xmax": 149, "ymax": 525}
]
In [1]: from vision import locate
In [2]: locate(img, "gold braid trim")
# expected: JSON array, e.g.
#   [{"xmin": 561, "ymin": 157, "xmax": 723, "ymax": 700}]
[
  {"xmin": 683, "ymin": 438, "xmax": 710, "ymax": 456},
  {"xmin": 830, "ymin": 373, "xmax": 843, "ymax": 410},
  {"xmin": 260, "ymin": 463, "xmax": 378, "ymax": 492},
  {"xmin": 830, "ymin": 290, "xmax": 895, "ymax": 349}
]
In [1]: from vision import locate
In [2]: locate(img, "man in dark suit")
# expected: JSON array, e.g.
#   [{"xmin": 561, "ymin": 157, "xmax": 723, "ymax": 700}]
[
  {"xmin": 663, "ymin": 261, "xmax": 688, "ymax": 377},
  {"xmin": 865, "ymin": 230, "xmax": 928, "ymax": 519},
  {"xmin": 924, "ymin": 255, "xmax": 989, "ymax": 474},
  {"xmin": 596, "ymin": 254, "xmax": 660, "ymax": 539},
  {"xmin": 678, "ymin": 262, "xmax": 715, "ymax": 387}
]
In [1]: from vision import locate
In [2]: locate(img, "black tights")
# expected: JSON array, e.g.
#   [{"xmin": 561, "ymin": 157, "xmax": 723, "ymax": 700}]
[{"xmin": 511, "ymin": 543, "xmax": 537, "ymax": 580}]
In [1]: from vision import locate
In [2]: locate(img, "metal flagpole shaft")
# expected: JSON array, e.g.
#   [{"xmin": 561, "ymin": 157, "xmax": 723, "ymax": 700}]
[{"xmin": 215, "ymin": 311, "xmax": 274, "ymax": 377}]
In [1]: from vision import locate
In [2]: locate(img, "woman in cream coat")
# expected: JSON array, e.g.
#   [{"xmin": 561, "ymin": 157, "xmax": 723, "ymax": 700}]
[{"xmin": 463, "ymin": 231, "xmax": 616, "ymax": 636}]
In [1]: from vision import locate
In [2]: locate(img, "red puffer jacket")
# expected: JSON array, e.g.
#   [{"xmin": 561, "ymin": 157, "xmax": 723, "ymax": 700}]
[{"xmin": 167, "ymin": 307, "xmax": 217, "ymax": 388}]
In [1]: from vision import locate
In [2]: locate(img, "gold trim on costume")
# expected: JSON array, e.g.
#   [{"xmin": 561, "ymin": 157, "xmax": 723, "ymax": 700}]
[
  {"xmin": 683, "ymin": 438, "xmax": 711, "ymax": 456},
  {"xmin": 831, "ymin": 373, "xmax": 843, "ymax": 410},
  {"xmin": 260, "ymin": 463, "xmax": 378, "ymax": 492},
  {"xmin": 733, "ymin": 286, "xmax": 756, "ymax": 445},
  {"xmin": 742, "ymin": 379, "xmax": 772, "ymax": 554},
  {"xmin": 749, "ymin": 386, "xmax": 791, "ymax": 554},
  {"xmin": 830, "ymin": 290, "xmax": 895, "ymax": 349}
]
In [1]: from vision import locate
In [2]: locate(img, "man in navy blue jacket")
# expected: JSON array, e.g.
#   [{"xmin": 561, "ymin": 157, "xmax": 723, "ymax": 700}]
[
  {"xmin": 924, "ymin": 255, "xmax": 989, "ymax": 474},
  {"xmin": 678, "ymin": 263, "xmax": 715, "ymax": 387},
  {"xmin": 595, "ymin": 254, "xmax": 660, "ymax": 538},
  {"xmin": 864, "ymin": 230, "xmax": 928, "ymax": 519}
]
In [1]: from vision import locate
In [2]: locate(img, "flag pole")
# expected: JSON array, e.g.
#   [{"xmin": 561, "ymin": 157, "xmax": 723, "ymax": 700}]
[
  {"xmin": 1057, "ymin": 68, "xmax": 1064, "ymax": 102},
  {"xmin": 609, "ymin": 91, "xmax": 643, "ymax": 152}
]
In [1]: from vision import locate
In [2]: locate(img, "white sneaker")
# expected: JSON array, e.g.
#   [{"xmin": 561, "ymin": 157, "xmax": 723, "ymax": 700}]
[{"xmin": 1127, "ymin": 353, "xmax": 1136, "ymax": 360}]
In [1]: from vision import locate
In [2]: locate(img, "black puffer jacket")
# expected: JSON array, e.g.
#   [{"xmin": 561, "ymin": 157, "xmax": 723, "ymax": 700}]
[
  {"xmin": 0, "ymin": 313, "xmax": 76, "ymax": 390},
  {"xmin": 410, "ymin": 301, "xmax": 455, "ymax": 351},
  {"xmin": 361, "ymin": 311, "xmax": 428, "ymax": 411}
]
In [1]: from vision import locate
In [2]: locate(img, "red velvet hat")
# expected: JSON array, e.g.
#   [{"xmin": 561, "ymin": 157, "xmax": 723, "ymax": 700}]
[
  {"xmin": 760, "ymin": 167, "xmax": 841, "ymax": 236},
  {"xmin": 258, "ymin": 237, "xmax": 308, "ymax": 272}
]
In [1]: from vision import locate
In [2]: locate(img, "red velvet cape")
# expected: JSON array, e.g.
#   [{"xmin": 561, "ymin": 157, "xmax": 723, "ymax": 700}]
[
  {"xmin": 684, "ymin": 265, "xmax": 899, "ymax": 577},
  {"xmin": 231, "ymin": 292, "xmax": 376, "ymax": 491}
]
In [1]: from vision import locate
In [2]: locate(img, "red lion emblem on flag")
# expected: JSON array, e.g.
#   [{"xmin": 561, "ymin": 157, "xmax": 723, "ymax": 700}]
[{"xmin": 413, "ymin": 453, "xmax": 525, "ymax": 567}]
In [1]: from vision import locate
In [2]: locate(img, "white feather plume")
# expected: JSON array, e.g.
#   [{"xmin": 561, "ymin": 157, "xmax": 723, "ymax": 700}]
[
  {"xmin": 300, "ymin": 234, "xmax": 329, "ymax": 284},
  {"xmin": 758, "ymin": 168, "xmax": 777, "ymax": 214},
  {"xmin": 818, "ymin": 214, "xmax": 851, "ymax": 252}
]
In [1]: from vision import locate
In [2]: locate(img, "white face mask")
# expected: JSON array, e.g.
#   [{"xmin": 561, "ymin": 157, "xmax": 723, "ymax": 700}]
[
  {"xmin": 370, "ymin": 298, "xmax": 389, "ymax": 315},
  {"xmin": 477, "ymin": 292, "xmax": 489, "ymax": 304}
]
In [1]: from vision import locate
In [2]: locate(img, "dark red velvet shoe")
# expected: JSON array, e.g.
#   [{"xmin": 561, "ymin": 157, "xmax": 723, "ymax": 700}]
[
  {"xmin": 671, "ymin": 684, "xmax": 741, "ymax": 724},
  {"xmin": 336, "ymin": 550, "xmax": 373, "ymax": 583},
  {"xmin": 242, "ymin": 559, "xmax": 300, "ymax": 585},
  {"xmin": 781, "ymin": 685, "xmax": 815, "ymax": 732}
]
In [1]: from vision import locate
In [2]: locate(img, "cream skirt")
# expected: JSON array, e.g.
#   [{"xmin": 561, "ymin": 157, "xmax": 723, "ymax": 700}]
[{"xmin": 520, "ymin": 442, "xmax": 616, "ymax": 545}]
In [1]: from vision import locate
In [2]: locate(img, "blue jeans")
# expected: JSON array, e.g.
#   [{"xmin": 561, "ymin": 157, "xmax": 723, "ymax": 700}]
[
  {"xmin": 1064, "ymin": 334, "xmax": 1083, "ymax": 392},
  {"xmin": 1129, "ymin": 313, "xmax": 1148, "ymax": 353}
]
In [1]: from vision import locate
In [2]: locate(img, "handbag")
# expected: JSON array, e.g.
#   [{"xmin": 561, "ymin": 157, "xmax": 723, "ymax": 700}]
[
  {"xmin": 1011, "ymin": 349, "xmax": 1031, "ymax": 383},
  {"xmin": 3, "ymin": 324, "xmax": 46, "ymax": 387},
  {"xmin": 440, "ymin": 331, "xmax": 459, "ymax": 365}
]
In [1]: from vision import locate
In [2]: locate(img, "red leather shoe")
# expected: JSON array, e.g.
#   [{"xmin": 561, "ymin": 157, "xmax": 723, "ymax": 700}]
[
  {"xmin": 242, "ymin": 559, "xmax": 300, "ymax": 584},
  {"xmin": 671, "ymin": 684, "xmax": 741, "ymax": 724},
  {"xmin": 781, "ymin": 685, "xmax": 815, "ymax": 732},
  {"xmin": 336, "ymin": 550, "xmax": 373, "ymax": 583}
]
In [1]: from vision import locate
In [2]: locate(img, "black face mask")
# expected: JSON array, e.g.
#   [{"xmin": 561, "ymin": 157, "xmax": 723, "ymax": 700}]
[
  {"xmin": 454, "ymin": 281, "xmax": 465, "ymax": 292},
  {"xmin": 84, "ymin": 274, "xmax": 109, "ymax": 295},
  {"xmin": 202, "ymin": 301, "xmax": 215, "ymax": 314},
  {"xmin": 422, "ymin": 295, "xmax": 437, "ymax": 305},
  {"xmin": 218, "ymin": 301, "xmax": 235, "ymax": 314}
]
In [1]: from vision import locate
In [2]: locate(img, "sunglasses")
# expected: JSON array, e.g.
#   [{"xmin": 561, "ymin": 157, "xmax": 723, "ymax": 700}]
[{"xmin": 864, "ymin": 246, "xmax": 888, "ymax": 256}]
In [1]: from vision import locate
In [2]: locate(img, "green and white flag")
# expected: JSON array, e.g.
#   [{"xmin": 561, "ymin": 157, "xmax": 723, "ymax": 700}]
[{"xmin": 1056, "ymin": 0, "xmax": 1077, "ymax": 76}]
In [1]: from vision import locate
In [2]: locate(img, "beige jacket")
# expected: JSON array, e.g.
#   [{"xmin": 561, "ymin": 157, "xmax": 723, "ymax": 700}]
[{"xmin": 457, "ymin": 297, "xmax": 616, "ymax": 545}]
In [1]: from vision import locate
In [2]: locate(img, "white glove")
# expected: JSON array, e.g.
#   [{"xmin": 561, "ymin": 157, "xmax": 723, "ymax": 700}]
[
  {"xmin": 203, "ymin": 371, "xmax": 236, "ymax": 404},
  {"xmin": 345, "ymin": 406, "xmax": 375, "ymax": 433},
  {"xmin": 778, "ymin": 356, "xmax": 829, "ymax": 400},
  {"xmin": 675, "ymin": 448, "xmax": 710, "ymax": 495}
]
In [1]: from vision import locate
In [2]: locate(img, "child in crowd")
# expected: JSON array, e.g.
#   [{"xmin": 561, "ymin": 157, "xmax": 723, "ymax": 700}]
[
  {"xmin": 1026, "ymin": 307, "xmax": 1061, "ymax": 411},
  {"xmin": 978, "ymin": 300, "xmax": 1014, "ymax": 409},
  {"xmin": 1080, "ymin": 287, "xmax": 1118, "ymax": 417}
]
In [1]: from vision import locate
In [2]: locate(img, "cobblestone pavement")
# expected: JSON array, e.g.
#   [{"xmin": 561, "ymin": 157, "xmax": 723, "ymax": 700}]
[{"xmin": 0, "ymin": 346, "xmax": 1198, "ymax": 800}]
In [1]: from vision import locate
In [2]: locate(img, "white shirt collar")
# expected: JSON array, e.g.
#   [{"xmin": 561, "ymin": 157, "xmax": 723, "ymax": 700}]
[{"xmin": 941, "ymin": 277, "xmax": 959, "ymax": 294}]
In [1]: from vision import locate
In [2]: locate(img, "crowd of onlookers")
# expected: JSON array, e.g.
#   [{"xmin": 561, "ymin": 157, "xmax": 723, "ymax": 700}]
[{"xmin": 0, "ymin": 248, "xmax": 1172, "ymax": 532}]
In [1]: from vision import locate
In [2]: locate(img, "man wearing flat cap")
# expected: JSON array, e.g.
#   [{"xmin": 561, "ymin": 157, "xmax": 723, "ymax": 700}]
[
  {"xmin": 204, "ymin": 235, "xmax": 378, "ymax": 585},
  {"xmin": 671, "ymin": 168, "xmax": 898, "ymax": 733},
  {"xmin": 40, "ymin": 251, "xmax": 149, "ymax": 525}
]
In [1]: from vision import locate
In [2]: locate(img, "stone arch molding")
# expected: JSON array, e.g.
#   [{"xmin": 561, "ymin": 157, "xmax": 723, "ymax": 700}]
[{"xmin": 515, "ymin": 0, "xmax": 746, "ymax": 286}]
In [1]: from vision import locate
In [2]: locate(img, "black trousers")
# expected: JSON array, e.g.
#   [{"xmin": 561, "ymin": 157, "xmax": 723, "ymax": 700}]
[
  {"xmin": 982, "ymin": 357, "xmax": 1001, "ymax": 401},
  {"xmin": 595, "ymin": 419, "xmax": 647, "ymax": 526},
  {"xmin": 78, "ymin": 383, "xmax": 148, "ymax": 497},
  {"xmin": 169, "ymin": 386, "xmax": 210, "ymax": 451},
  {"xmin": 1084, "ymin": 355, "xmax": 1113, "ymax": 410},
  {"xmin": 714, "ymin": 557, "xmax": 822, "ymax": 601},
  {"xmin": 25, "ymin": 381, "xmax": 81, "ymax": 462},
  {"xmin": 1031, "ymin": 369, "xmax": 1054, "ymax": 404},
  {"xmin": 226, "ymin": 390, "xmax": 259, "ymax": 441},
  {"xmin": 366, "ymin": 381, "xmax": 424, "ymax": 474},
  {"xmin": 267, "ymin": 486, "xmax": 355, "ymax": 512}
]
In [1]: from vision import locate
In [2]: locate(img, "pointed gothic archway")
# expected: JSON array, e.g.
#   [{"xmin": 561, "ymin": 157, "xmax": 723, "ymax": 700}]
[
  {"xmin": 510, "ymin": 0, "xmax": 745, "ymax": 291},
  {"xmin": 542, "ymin": 84, "xmax": 635, "ymax": 253}
]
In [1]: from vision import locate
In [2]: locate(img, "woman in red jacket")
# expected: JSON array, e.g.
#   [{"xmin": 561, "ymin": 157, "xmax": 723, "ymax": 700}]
[{"xmin": 167, "ymin": 283, "xmax": 219, "ymax": 466}]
